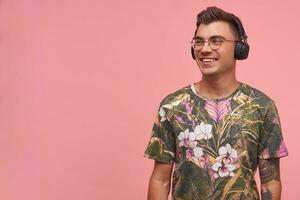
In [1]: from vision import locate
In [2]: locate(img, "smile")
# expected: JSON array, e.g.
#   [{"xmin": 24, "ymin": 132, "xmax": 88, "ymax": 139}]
[{"xmin": 200, "ymin": 58, "xmax": 218, "ymax": 64}]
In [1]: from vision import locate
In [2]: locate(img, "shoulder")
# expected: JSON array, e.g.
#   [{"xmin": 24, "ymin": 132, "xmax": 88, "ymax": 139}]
[
  {"xmin": 237, "ymin": 83, "xmax": 281, "ymax": 120},
  {"xmin": 159, "ymin": 83, "xmax": 193, "ymax": 107},
  {"xmin": 240, "ymin": 83, "xmax": 276, "ymax": 107}
]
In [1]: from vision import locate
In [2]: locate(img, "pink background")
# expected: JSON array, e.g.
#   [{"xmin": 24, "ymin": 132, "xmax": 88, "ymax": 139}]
[{"xmin": 0, "ymin": 0, "xmax": 298, "ymax": 199}]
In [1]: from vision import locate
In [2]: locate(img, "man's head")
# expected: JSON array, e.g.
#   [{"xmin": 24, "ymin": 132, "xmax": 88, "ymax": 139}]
[{"xmin": 191, "ymin": 6, "xmax": 248, "ymax": 77}]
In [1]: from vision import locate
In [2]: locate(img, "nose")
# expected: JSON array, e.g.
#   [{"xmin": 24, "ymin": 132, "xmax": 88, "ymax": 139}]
[{"xmin": 201, "ymin": 41, "xmax": 212, "ymax": 52}]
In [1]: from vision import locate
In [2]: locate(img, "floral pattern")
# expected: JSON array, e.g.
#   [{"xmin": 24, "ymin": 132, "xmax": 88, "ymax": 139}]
[
  {"xmin": 212, "ymin": 143, "xmax": 239, "ymax": 178},
  {"xmin": 144, "ymin": 82, "xmax": 288, "ymax": 200}
]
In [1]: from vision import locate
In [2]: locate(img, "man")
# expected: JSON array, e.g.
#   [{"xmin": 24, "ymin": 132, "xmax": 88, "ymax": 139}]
[{"xmin": 144, "ymin": 6, "xmax": 288, "ymax": 200}]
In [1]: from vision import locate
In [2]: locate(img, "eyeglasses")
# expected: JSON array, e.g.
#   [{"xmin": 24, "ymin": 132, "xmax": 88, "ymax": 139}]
[{"xmin": 190, "ymin": 36, "xmax": 240, "ymax": 50}]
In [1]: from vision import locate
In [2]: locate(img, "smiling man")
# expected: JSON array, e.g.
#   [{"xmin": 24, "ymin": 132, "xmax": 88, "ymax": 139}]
[{"xmin": 144, "ymin": 6, "xmax": 288, "ymax": 200}]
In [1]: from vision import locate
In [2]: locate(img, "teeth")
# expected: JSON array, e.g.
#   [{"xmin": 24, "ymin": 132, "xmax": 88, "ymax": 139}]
[{"xmin": 201, "ymin": 58, "xmax": 216, "ymax": 62}]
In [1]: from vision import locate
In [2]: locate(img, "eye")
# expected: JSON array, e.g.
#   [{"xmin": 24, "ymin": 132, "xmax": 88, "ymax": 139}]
[
  {"xmin": 210, "ymin": 38, "xmax": 224, "ymax": 45},
  {"xmin": 194, "ymin": 39, "xmax": 204, "ymax": 45}
]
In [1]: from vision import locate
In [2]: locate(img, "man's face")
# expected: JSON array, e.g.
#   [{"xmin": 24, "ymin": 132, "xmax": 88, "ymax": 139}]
[{"xmin": 193, "ymin": 21, "xmax": 237, "ymax": 77}]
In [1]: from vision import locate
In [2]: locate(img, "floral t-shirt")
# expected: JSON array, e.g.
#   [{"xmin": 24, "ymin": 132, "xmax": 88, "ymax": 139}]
[{"xmin": 144, "ymin": 82, "xmax": 288, "ymax": 200}]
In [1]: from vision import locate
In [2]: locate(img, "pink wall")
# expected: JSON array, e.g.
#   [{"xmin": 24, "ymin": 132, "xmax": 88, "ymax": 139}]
[{"xmin": 0, "ymin": 0, "xmax": 298, "ymax": 199}]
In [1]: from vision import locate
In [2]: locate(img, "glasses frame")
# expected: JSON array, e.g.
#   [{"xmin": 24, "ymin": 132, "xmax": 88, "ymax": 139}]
[{"xmin": 190, "ymin": 36, "xmax": 240, "ymax": 50}]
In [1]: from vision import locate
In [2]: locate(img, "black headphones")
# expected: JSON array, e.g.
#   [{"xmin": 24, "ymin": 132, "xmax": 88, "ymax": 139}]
[{"xmin": 191, "ymin": 15, "xmax": 249, "ymax": 60}]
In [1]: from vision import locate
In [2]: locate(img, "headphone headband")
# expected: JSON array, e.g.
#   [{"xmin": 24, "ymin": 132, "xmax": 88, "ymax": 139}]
[{"xmin": 231, "ymin": 14, "xmax": 247, "ymax": 42}]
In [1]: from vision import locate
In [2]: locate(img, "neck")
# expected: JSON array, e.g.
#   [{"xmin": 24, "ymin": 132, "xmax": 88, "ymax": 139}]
[{"xmin": 196, "ymin": 73, "xmax": 240, "ymax": 99}]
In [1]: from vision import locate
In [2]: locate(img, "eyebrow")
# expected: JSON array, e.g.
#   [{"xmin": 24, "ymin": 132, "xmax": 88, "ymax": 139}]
[{"xmin": 194, "ymin": 35, "xmax": 225, "ymax": 39}]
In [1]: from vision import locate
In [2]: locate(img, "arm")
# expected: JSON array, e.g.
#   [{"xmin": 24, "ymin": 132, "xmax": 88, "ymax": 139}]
[
  {"xmin": 259, "ymin": 158, "xmax": 282, "ymax": 200},
  {"xmin": 147, "ymin": 161, "xmax": 174, "ymax": 200}
]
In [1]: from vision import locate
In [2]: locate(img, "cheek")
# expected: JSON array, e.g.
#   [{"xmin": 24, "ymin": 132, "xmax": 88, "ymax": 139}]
[{"xmin": 219, "ymin": 47, "xmax": 236, "ymax": 62}]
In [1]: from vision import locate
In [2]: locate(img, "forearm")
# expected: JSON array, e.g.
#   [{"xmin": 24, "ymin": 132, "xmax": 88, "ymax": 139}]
[
  {"xmin": 261, "ymin": 180, "xmax": 282, "ymax": 200},
  {"xmin": 147, "ymin": 175, "xmax": 171, "ymax": 200}
]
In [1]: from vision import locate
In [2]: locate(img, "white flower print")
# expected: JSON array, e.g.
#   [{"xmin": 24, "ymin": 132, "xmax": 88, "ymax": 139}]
[
  {"xmin": 178, "ymin": 128, "xmax": 197, "ymax": 148},
  {"xmin": 212, "ymin": 143, "xmax": 239, "ymax": 178},
  {"xmin": 178, "ymin": 129, "xmax": 189, "ymax": 147},
  {"xmin": 194, "ymin": 122, "xmax": 213, "ymax": 140},
  {"xmin": 193, "ymin": 147, "xmax": 204, "ymax": 158},
  {"xmin": 159, "ymin": 107, "xmax": 167, "ymax": 122},
  {"xmin": 178, "ymin": 122, "xmax": 213, "ymax": 147}
]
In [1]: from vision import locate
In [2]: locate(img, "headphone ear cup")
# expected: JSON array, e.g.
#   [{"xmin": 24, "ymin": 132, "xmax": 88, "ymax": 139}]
[
  {"xmin": 191, "ymin": 46, "xmax": 196, "ymax": 60},
  {"xmin": 235, "ymin": 41, "xmax": 249, "ymax": 60}
]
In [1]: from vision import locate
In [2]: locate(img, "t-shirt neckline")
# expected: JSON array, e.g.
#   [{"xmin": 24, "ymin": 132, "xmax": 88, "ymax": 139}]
[{"xmin": 190, "ymin": 82, "xmax": 244, "ymax": 102}]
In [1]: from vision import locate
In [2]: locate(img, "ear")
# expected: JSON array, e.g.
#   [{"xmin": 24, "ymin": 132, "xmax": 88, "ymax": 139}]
[{"xmin": 191, "ymin": 46, "xmax": 196, "ymax": 60}]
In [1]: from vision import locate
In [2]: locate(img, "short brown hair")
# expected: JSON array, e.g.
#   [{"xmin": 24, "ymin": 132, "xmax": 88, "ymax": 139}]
[{"xmin": 195, "ymin": 6, "xmax": 242, "ymax": 39}]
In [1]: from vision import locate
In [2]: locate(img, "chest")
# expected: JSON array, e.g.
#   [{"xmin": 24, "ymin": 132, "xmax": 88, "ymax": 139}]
[{"xmin": 169, "ymin": 98, "xmax": 264, "ymax": 169}]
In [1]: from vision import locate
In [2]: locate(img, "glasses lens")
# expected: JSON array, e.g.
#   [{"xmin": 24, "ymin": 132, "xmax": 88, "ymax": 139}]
[
  {"xmin": 209, "ymin": 38, "xmax": 224, "ymax": 50},
  {"xmin": 193, "ymin": 39, "xmax": 203, "ymax": 50}
]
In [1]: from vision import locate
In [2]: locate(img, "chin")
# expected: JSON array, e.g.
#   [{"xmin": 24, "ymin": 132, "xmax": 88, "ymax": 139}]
[
  {"xmin": 198, "ymin": 65, "xmax": 220, "ymax": 76},
  {"xmin": 201, "ymin": 71, "xmax": 219, "ymax": 77}
]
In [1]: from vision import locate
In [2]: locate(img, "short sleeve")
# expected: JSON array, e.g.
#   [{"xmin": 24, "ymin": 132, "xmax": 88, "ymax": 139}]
[
  {"xmin": 258, "ymin": 100, "xmax": 288, "ymax": 159},
  {"xmin": 144, "ymin": 102, "xmax": 176, "ymax": 163}
]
